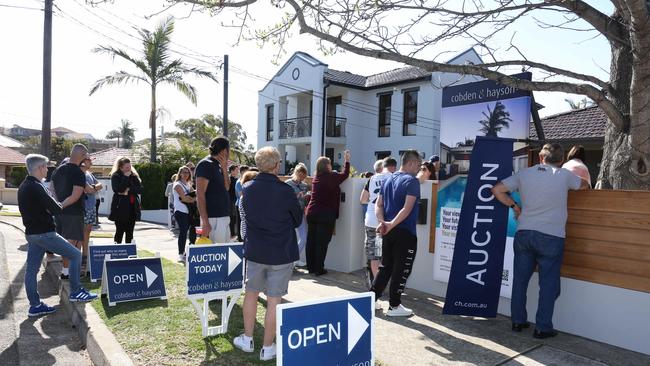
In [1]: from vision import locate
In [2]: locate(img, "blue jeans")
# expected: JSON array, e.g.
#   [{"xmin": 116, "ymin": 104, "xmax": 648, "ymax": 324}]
[
  {"xmin": 174, "ymin": 211, "xmax": 196, "ymax": 255},
  {"xmin": 25, "ymin": 231, "xmax": 82, "ymax": 306},
  {"xmin": 511, "ymin": 230, "xmax": 565, "ymax": 331}
]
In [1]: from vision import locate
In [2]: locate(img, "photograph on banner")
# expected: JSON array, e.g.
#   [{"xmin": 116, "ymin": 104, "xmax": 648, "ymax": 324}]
[{"xmin": 433, "ymin": 72, "xmax": 533, "ymax": 299}]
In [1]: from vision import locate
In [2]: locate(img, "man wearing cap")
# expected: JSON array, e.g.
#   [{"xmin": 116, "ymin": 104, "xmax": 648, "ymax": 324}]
[{"xmin": 429, "ymin": 155, "xmax": 446, "ymax": 180}]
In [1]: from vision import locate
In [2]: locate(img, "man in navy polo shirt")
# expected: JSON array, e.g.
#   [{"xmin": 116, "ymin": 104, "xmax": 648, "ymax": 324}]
[{"xmin": 372, "ymin": 150, "xmax": 422, "ymax": 317}]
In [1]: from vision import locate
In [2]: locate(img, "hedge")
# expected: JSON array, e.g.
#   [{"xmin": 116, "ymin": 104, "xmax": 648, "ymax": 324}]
[
  {"xmin": 135, "ymin": 163, "xmax": 181, "ymax": 210},
  {"xmin": 8, "ymin": 167, "xmax": 28, "ymax": 188}
]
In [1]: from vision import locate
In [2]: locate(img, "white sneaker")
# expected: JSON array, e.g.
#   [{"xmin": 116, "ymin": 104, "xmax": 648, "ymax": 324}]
[
  {"xmin": 233, "ymin": 334, "xmax": 254, "ymax": 353},
  {"xmin": 375, "ymin": 301, "xmax": 382, "ymax": 311},
  {"xmin": 177, "ymin": 254, "xmax": 185, "ymax": 262},
  {"xmin": 386, "ymin": 304, "xmax": 413, "ymax": 317},
  {"xmin": 260, "ymin": 343, "xmax": 276, "ymax": 361},
  {"xmin": 295, "ymin": 260, "xmax": 306, "ymax": 267}
]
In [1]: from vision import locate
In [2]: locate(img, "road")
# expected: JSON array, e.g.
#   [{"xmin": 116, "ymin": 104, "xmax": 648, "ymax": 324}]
[{"xmin": 0, "ymin": 219, "xmax": 91, "ymax": 366}]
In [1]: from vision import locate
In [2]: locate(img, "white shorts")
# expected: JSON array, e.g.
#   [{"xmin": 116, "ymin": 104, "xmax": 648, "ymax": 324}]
[{"xmin": 208, "ymin": 216, "xmax": 231, "ymax": 244}]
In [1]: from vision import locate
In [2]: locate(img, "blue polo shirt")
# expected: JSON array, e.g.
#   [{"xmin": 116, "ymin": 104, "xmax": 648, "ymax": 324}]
[
  {"xmin": 241, "ymin": 173, "xmax": 303, "ymax": 265},
  {"xmin": 381, "ymin": 172, "xmax": 420, "ymax": 236}
]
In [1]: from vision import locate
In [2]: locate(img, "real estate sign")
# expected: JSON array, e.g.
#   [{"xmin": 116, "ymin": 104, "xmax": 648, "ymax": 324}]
[{"xmin": 434, "ymin": 73, "xmax": 532, "ymax": 299}]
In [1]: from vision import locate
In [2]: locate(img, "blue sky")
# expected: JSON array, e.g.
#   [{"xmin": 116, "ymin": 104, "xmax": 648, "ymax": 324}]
[{"xmin": 0, "ymin": 1, "xmax": 613, "ymax": 145}]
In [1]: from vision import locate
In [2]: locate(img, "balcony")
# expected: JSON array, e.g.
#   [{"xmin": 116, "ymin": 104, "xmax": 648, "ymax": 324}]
[
  {"xmin": 280, "ymin": 116, "xmax": 312, "ymax": 139},
  {"xmin": 279, "ymin": 116, "xmax": 347, "ymax": 139},
  {"xmin": 326, "ymin": 116, "xmax": 346, "ymax": 138}
]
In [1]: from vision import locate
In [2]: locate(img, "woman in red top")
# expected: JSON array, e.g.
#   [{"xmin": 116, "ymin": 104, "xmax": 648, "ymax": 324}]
[{"xmin": 305, "ymin": 150, "xmax": 351, "ymax": 275}]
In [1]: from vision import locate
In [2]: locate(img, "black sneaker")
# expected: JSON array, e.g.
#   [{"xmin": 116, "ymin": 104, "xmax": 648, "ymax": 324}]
[
  {"xmin": 60, "ymin": 274, "xmax": 69, "ymax": 280},
  {"xmin": 533, "ymin": 329, "xmax": 558, "ymax": 339}
]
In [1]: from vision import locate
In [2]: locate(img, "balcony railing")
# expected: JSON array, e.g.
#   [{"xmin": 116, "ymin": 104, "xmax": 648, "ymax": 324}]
[
  {"xmin": 279, "ymin": 116, "xmax": 312, "ymax": 139},
  {"xmin": 326, "ymin": 116, "xmax": 346, "ymax": 138},
  {"xmin": 279, "ymin": 116, "xmax": 346, "ymax": 139}
]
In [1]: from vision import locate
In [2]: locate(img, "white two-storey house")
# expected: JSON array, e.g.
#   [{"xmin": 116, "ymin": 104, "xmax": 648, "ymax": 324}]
[{"xmin": 257, "ymin": 49, "xmax": 483, "ymax": 174}]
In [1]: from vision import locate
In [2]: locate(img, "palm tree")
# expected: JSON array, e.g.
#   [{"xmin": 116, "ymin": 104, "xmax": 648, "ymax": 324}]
[
  {"xmin": 89, "ymin": 16, "xmax": 216, "ymax": 162},
  {"xmin": 565, "ymin": 97, "xmax": 595, "ymax": 110},
  {"xmin": 106, "ymin": 119, "xmax": 136, "ymax": 148},
  {"xmin": 478, "ymin": 101, "xmax": 512, "ymax": 137}
]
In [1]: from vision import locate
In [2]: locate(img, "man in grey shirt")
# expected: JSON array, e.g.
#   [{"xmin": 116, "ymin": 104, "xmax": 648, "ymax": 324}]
[{"xmin": 492, "ymin": 143, "xmax": 589, "ymax": 339}]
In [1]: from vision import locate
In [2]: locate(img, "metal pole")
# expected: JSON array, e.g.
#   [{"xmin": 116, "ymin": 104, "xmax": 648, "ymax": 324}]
[
  {"xmin": 41, "ymin": 0, "xmax": 53, "ymax": 157},
  {"xmin": 223, "ymin": 55, "xmax": 229, "ymax": 137}
]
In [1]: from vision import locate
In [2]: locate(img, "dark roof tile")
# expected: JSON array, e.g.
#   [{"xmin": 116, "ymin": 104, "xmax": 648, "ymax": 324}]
[{"xmin": 531, "ymin": 106, "xmax": 606, "ymax": 141}]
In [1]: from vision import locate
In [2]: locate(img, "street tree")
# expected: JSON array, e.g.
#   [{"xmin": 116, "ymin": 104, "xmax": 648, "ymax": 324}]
[
  {"xmin": 106, "ymin": 119, "xmax": 136, "ymax": 148},
  {"xmin": 165, "ymin": 0, "xmax": 650, "ymax": 190},
  {"xmin": 89, "ymin": 16, "xmax": 216, "ymax": 162}
]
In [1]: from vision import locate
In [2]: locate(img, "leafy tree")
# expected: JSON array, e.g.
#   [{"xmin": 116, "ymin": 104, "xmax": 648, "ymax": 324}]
[
  {"xmin": 478, "ymin": 102, "xmax": 512, "ymax": 137},
  {"xmin": 106, "ymin": 119, "xmax": 137, "ymax": 148},
  {"xmin": 170, "ymin": 0, "xmax": 650, "ymax": 189},
  {"xmin": 23, "ymin": 136, "xmax": 86, "ymax": 164},
  {"xmin": 174, "ymin": 114, "xmax": 249, "ymax": 152},
  {"xmin": 89, "ymin": 16, "xmax": 216, "ymax": 162}
]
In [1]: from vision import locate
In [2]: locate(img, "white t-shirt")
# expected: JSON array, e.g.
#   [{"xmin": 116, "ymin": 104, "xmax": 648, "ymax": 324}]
[
  {"xmin": 172, "ymin": 181, "xmax": 192, "ymax": 214},
  {"xmin": 364, "ymin": 172, "xmax": 391, "ymax": 228},
  {"xmin": 502, "ymin": 164, "xmax": 582, "ymax": 238}
]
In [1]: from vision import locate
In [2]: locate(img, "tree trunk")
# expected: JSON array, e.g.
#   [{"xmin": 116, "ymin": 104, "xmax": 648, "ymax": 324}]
[
  {"xmin": 598, "ymin": 23, "xmax": 650, "ymax": 190},
  {"xmin": 149, "ymin": 86, "xmax": 157, "ymax": 163}
]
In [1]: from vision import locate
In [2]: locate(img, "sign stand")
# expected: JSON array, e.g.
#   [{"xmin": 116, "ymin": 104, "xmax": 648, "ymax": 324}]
[
  {"xmin": 189, "ymin": 290, "xmax": 242, "ymax": 337},
  {"xmin": 185, "ymin": 243, "xmax": 245, "ymax": 337}
]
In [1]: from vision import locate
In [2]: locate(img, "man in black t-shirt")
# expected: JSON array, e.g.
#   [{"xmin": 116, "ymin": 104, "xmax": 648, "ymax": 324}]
[
  {"xmin": 196, "ymin": 137, "xmax": 231, "ymax": 243},
  {"xmin": 51, "ymin": 144, "xmax": 88, "ymax": 279}
]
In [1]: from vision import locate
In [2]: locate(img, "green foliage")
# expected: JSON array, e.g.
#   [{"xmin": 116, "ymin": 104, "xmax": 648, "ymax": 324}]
[
  {"xmin": 174, "ymin": 114, "xmax": 249, "ymax": 152},
  {"xmin": 23, "ymin": 136, "xmax": 88, "ymax": 164},
  {"xmin": 8, "ymin": 167, "xmax": 28, "ymax": 187},
  {"xmin": 157, "ymin": 141, "xmax": 207, "ymax": 166},
  {"xmin": 134, "ymin": 162, "xmax": 180, "ymax": 210},
  {"xmin": 106, "ymin": 119, "xmax": 136, "ymax": 148},
  {"xmin": 89, "ymin": 16, "xmax": 217, "ymax": 162}
]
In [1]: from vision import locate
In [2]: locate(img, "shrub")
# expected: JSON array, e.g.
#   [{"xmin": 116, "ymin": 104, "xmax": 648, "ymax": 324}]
[
  {"xmin": 8, "ymin": 167, "xmax": 28, "ymax": 188},
  {"xmin": 135, "ymin": 163, "xmax": 180, "ymax": 210}
]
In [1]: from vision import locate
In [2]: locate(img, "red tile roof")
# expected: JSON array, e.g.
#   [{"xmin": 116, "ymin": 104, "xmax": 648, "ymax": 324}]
[
  {"xmin": 531, "ymin": 106, "xmax": 607, "ymax": 141},
  {"xmin": 0, "ymin": 145, "xmax": 27, "ymax": 165},
  {"xmin": 88, "ymin": 147, "xmax": 138, "ymax": 167}
]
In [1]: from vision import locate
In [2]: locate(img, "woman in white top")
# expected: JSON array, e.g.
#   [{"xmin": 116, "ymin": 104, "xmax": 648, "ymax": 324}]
[
  {"xmin": 173, "ymin": 166, "xmax": 196, "ymax": 261},
  {"xmin": 562, "ymin": 145, "xmax": 592, "ymax": 188}
]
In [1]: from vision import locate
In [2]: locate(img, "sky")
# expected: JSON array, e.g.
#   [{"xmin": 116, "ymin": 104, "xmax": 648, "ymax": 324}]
[{"xmin": 0, "ymin": 0, "xmax": 613, "ymax": 147}]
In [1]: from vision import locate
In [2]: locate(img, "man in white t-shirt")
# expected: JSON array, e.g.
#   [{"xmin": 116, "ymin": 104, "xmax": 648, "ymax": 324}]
[
  {"xmin": 360, "ymin": 157, "xmax": 397, "ymax": 289},
  {"xmin": 492, "ymin": 143, "xmax": 590, "ymax": 339}
]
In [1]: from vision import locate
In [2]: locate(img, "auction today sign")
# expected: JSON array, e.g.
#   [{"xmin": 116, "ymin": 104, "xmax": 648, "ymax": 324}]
[
  {"xmin": 277, "ymin": 292, "xmax": 374, "ymax": 366},
  {"xmin": 186, "ymin": 243, "xmax": 244, "ymax": 297},
  {"xmin": 102, "ymin": 256, "xmax": 167, "ymax": 306}
]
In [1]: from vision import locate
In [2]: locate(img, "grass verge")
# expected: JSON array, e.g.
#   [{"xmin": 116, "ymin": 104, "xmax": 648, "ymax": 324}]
[{"xmin": 82, "ymin": 250, "xmax": 272, "ymax": 366}]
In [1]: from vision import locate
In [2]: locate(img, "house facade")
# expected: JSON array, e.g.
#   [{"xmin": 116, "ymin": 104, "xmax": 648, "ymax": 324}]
[{"xmin": 257, "ymin": 50, "xmax": 483, "ymax": 174}]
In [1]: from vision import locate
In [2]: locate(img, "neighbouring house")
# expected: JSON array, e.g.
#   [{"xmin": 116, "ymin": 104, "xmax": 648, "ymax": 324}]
[
  {"xmin": 4, "ymin": 124, "xmax": 40, "ymax": 139},
  {"xmin": 88, "ymin": 147, "xmax": 139, "ymax": 177},
  {"xmin": 530, "ymin": 105, "xmax": 606, "ymax": 185},
  {"xmin": 257, "ymin": 50, "xmax": 483, "ymax": 174},
  {"xmin": 0, "ymin": 145, "xmax": 27, "ymax": 182},
  {"xmin": 0, "ymin": 134, "xmax": 25, "ymax": 149}
]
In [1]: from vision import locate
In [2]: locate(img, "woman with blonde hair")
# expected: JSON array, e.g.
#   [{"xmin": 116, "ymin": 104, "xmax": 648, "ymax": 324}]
[
  {"xmin": 108, "ymin": 157, "xmax": 142, "ymax": 243},
  {"xmin": 173, "ymin": 166, "xmax": 198, "ymax": 261},
  {"xmin": 286, "ymin": 163, "xmax": 310, "ymax": 265}
]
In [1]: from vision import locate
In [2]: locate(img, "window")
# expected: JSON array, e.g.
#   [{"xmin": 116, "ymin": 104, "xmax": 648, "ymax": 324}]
[
  {"xmin": 403, "ymin": 90, "xmax": 418, "ymax": 136},
  {"xmin": 266, "ymin": 104, "xmax": 274, "ymax": 141},
  {"xmin": 378, "ymin": 93, "xmax": 391, "ymax": 137},
  {"xmin": 375, "ymin": 151, "xmax": 391, "ymax": 160}
]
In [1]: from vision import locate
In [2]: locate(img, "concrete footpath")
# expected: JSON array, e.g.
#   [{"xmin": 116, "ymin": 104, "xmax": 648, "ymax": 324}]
[
  {"xmin": 0, "ymin": 219, "xmax": 91, "ymax": 365},
  {"xmin": 2, "ymin": 212, "xmax": 649, "ymax": 366}
]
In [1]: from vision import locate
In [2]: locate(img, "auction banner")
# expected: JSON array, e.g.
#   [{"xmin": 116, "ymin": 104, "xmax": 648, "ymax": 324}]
[
  {"xmin": 442, "ymin": 137, "xmax": 513, "ymax": 317},
  {"xmin": 434, "ymin": 73, "xmax": 532, "ymax": 300}
]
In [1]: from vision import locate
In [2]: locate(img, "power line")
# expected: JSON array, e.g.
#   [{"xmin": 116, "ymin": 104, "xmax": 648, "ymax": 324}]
[{"xmin": 0, "ymin": 3, "xmax": 43, "ymax": 10}]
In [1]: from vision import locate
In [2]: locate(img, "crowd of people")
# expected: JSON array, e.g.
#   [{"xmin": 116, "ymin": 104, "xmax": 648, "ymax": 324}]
[{"xmin": 15, "ymin": 137, "xmax": 594, "ymax": 359}]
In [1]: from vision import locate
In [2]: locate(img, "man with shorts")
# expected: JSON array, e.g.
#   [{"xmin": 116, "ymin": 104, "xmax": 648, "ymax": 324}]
[
  {"xmin": 51, "ymin": 144, "xmax": 88, "ymax": 279},
  {"xmin": 234, "ymin": 147, "xmax": 302, "ymax": 361},
  {"xmin": 196, "ymin": 137, "xmax": 231, "ymax": 243},
  {"xmin": 360, "ymin": 157, "xmax": 397, "ymax": 290},
  {"xmin": 372, "ymin": 151, "xmax": 421, "ymax": 316}
]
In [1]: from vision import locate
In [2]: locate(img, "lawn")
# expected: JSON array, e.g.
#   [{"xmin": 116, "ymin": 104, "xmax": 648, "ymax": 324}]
[{"xmin": 83, "ymin": 250, "xmax": 272, "ymax": 366}]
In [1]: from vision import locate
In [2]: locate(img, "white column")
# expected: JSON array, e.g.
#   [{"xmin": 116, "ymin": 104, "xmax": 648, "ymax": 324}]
[{"xmin": 310, "ymin": 93, "xmax": 324, "ymax": 174}]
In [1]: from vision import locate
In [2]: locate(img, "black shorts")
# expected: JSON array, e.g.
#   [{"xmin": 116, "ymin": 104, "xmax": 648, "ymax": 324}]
[{"xmin": 55, "ymin": 214, "xmax": 84, "ymax": 241}]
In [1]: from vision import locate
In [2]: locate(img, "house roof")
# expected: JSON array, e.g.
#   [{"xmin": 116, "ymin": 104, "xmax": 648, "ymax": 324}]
[
  {"xmin": 88, "ymin": 147, "xmax": 137, "ymax": 167},
  {"xmin": 325, "ymin": 66, "xmax": 432, "ymax": 89},
  {"xmin": 0, "ymin": 134, "xmax": 24, "ymax": 148},
  {"xmin": 530, "ymin": 106, "xmax": 607, "ymax": 141},
  {"xmin": 52, "ymin": 127, "xmax": 77, "ymax": 134},
  {"xmin": 0, "ymin": 145, "xmax": 27, "ymax": 165}
]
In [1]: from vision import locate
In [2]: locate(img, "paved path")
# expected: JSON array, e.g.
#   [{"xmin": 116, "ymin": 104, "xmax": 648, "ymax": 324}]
[
  {"xmin": 0, "ymin": 220, "xmax": 91, "ymax": 366},
  {"xmin": 2, "ymin": 212, "xmax": 650, "ymax": 366}
]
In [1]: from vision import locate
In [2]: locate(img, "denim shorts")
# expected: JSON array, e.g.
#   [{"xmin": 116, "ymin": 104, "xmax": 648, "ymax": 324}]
[{"xmin": 245, "ymin": 260, "xmax": 293, "ymax": 297}]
